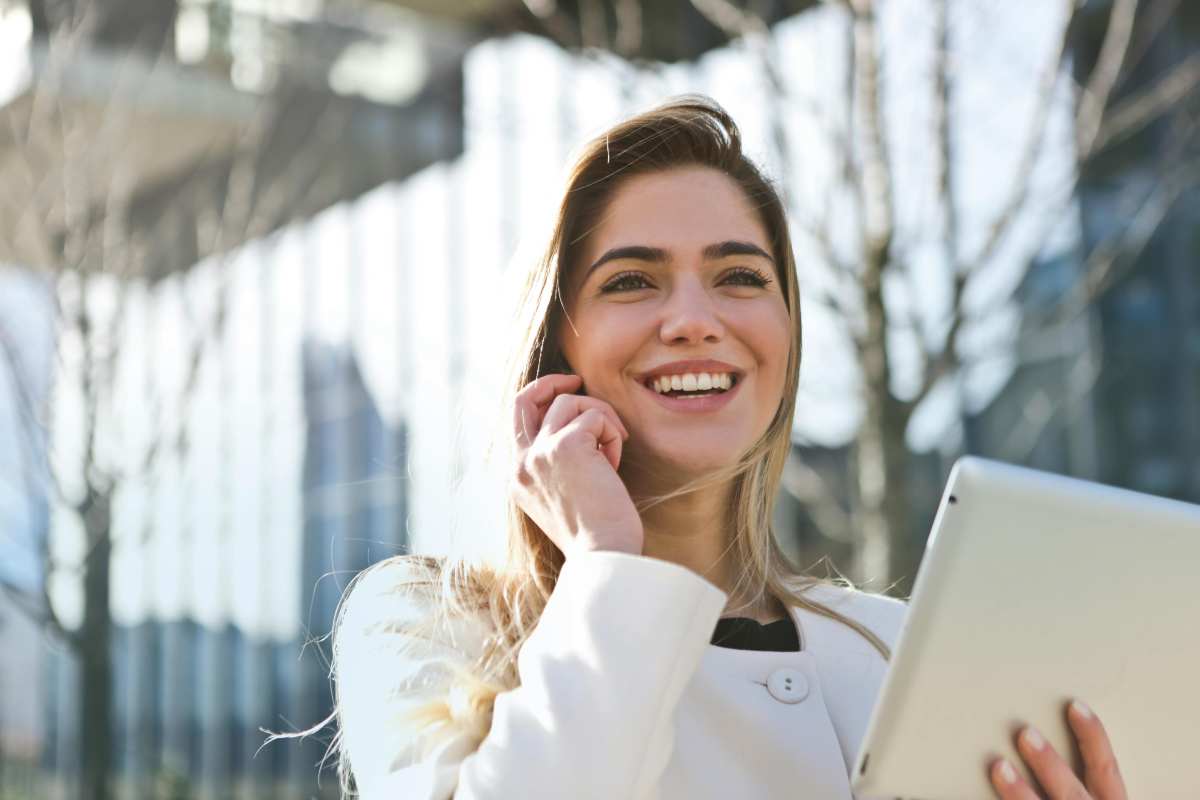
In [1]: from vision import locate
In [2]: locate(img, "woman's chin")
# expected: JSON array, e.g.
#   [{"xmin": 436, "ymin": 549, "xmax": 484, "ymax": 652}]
[{"xmin": 621, "ymin": 439, "xmax": 745, "ymax": 483}]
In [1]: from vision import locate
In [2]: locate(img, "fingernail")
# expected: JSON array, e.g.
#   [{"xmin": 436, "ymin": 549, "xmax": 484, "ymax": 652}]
[
  {"xmin": 997, "ymin": 759, "xmax": 1018, "ymax": 785},
  {"xmin": 1022, "ymin": 727, "xmax": 1045, "ymax": 751},
  {"xmin": 1071, "ymin": 699, "xmax": 1093, "ymax": 719}
]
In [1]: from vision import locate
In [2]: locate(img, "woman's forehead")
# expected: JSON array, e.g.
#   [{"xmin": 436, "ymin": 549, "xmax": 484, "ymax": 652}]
[{"xmin": 583, "ymin": 167, "xmax": 771, "ymax": 260}]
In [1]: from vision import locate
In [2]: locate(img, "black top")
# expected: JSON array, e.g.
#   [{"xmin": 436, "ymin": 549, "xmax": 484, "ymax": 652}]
[{"xmin": 710, "ymin": 615, "xmax": 801, "ymax": 652}]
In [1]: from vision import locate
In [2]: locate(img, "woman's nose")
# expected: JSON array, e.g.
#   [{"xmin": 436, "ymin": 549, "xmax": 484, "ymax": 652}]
[{"xmin": 659, "ymin": 281, "xmax": 724, "ymax": 344}]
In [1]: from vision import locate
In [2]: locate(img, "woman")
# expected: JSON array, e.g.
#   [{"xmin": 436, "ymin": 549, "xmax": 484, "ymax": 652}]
[{"xmin": 332, "ymin": 97, "xmax": 1126, "ymax": 799}]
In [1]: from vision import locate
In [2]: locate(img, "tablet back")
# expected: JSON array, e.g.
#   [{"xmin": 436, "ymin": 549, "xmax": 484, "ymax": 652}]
[{"xmin": 851, "ymin": 457, "xmax": 1200, "ymax": 800}]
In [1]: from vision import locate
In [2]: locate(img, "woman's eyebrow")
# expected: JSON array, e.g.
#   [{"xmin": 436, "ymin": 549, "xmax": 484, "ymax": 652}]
[
  {"xmin": 586, "ymin": 245, "xmax": 668, "ymax": 278},
  {"xmin": 702, "ymin": 240, "xmax": 774, "ymax": 263},
  {"xmin": 583, "ymin": 240, "xmax": 773, "ymax": 281}
]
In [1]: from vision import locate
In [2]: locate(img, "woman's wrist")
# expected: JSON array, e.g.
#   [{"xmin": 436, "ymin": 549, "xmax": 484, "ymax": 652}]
[{"xmin": 568, "ymin": 529, "xmax": 644, "ymax": 557}]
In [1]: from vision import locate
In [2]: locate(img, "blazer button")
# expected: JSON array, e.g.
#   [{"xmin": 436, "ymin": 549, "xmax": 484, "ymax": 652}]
[{"xmin": 766, "ymin": 667, "xmax": 810, "ymax": 704}]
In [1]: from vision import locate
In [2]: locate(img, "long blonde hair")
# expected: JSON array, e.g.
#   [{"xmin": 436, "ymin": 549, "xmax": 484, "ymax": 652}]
[{"xmin": 326, "ymin": 95, "xmax": 891, "ymax": 795}]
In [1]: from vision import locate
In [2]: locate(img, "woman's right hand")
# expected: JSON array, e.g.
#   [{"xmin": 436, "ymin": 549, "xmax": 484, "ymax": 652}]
[
  {"xmin": 511, "ymin": 373, "xmax": 644, "ymax": 558},
  {"xmin": 989, "ymin": 700, "xmax": 1126, "ymax": 800}
]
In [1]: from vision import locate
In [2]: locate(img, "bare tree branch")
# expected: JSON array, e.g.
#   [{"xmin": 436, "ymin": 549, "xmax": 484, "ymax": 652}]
[
  {"xmin": 1118, "ymin": 0, "xmax": 1181, "ymax": 79},
  {"xmin": 963, "ymin": 0, "xmax": 1196, "ymax": 289},
  {"xmin": 916, "ymin": 149, "xmax": 1199, "ymax": 412},
  {"xmin": 1038, "ymin": 159, "xmax": 1200, "ymax": 328},
  {"xmin": 1091, "ymin": 50, "xmax": 1200, "ymax": 154},
  {"xmin": 846, "ymin": 0, "xmax": 893, "ymax": 261},
  {"xmin": 965, "ymin": 0, "xmax": 1074, "ymax": 273},
  {"xmin": 906, "ymin": 270, "xmax": 967, "ymax": 413},
  {"xmin": 959, "ymin": 151, "xmax": 1200, "ymax": 370},
  {"xmin": 579, "ymin": 0, "xmax": 609, "ymax": 50},
  {"xmin": 890, "ymin": 0, "xmax": 960, "ymax": 407},
  {"xmin": 0, "ymin": 320, "xmax": 49, "ymax": 466},
  {"xmin": 518, "ymin": 0, "xmax": 583, "ymax": 49},
  {"xmin": 0, "ymin": 577, "xmax": 78, "ymax": 648},
  {"xmin": 791, "ymin": 208, "xmax": 859, "ymax": 278},
  {"xmin": 910, "ymin": 0, "xmax": 1196, "ymax": 418},
  {"xmin": 613, "ymin": 0, "xmax": 643, "ymax": 57},
  {"xmin": 688, "ymin": 0, "xmax": 795, "ymax": 209},
  {"xmin": 932, "ymin": 0, "xmax": 959, "ymax": 271},
  {"xmin": 997, "ymin": 355, "xmax": 1104, "ymax": 466},
  {"xmin": 1075, "ymin": 0, "xmax": 1139, "ymax": 156},
  {"xmin": 0, "ymin": 319, "xmax": 75, "ymax": 643},
  {"xmin": 780, "ymin": 452, "xmax": 854, "ymax": 544},
  {"xmin": 688, "ymin": 0, "xmax": 865, "ymax": 217}
]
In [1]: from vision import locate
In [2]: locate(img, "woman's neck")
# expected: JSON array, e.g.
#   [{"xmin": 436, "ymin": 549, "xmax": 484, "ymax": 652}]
[
  {"xmin": 637, "ymin": 486, "xmax": 733, "ymax": 590},
  {"xmin": 629, "ymin": 474, "xmax": 782, "ymax": 622}
]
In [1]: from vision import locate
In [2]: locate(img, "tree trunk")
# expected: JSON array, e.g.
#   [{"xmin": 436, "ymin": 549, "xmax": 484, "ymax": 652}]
[
  {"xmin": 853, "ymin": 387, "xmax": 913, "ymax": 588},
  {"xmin": 79, "ymin": 489, "xmax": 113, "ymax": 800},
  {"xmin": 853, "ymin": 358, "xmax": 914, "ymax": 586},
  {"xmin": 848, "ymin": 0, "xmax": 912, "ymax": 587},
  {"xmin": 853, "ymin": 230, "xmax": 911, "ymax": 587}
]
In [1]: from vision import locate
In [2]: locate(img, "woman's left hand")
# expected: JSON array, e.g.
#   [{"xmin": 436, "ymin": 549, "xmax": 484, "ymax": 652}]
[{"xmin": 989, "ymin": 700, "xmax": 1126, "ymax": 799}]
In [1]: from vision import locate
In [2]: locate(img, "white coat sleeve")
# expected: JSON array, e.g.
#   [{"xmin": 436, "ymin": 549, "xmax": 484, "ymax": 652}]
[{"xmin": 336, "ymin": 550, "xmax": 728, "ymax": 800}]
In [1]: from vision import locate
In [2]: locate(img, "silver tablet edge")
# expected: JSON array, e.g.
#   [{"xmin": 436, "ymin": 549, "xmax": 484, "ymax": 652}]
[{"xmin": 850, "ymin": 456, "xmax": 980, "ymax": 794}]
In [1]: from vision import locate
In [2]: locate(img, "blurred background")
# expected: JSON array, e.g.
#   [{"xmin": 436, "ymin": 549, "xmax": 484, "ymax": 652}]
[{"xmin": 0, "ymin": 0, "xmax": 1196, "ymax": 797}]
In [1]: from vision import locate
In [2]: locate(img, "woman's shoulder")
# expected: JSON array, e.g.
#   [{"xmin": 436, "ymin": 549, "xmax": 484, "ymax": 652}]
[
  {"xmin": 336, "ymin": 554, "xmax": 492, "ymax": 666},
  {"xmin": 334, "ymin": 556, "xmax": 499, "ymax": 787},
  {"xmin": 339, "ymin": 555, "xmax": 444, "ymax": 629},
  {"xmin": 804, "ymin": 580, "xmax": 907, "ymax": 614},
  {"xmin": 795, "ymin": 580, "xmax": 908, "ymax": 648}
]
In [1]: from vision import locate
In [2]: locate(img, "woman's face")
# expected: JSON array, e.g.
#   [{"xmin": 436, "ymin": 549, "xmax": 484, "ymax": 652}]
[{"xmin": 559, "ymin": 166, "xmax": 792, "ymax": 478}]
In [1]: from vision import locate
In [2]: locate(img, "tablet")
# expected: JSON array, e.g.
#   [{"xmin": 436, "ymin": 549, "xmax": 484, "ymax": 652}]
[{"xmin": 851, "ymin": 456, "xmax": 1200, "ymax": 800}]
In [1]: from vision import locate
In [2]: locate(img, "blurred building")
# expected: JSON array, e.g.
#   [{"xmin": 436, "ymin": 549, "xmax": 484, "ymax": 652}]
[
  {"xmin": 3, "ymin": 0, "xmax": 467, "ymax": 278},
  {"xmin": 3, "ymin": 1, "xmax": 448, "ymax": 797},
  {"xmin": 36, "ymin": 339, "xmax": 407, "ymax": 797},
  {"xmin": 1081, "ymin": 2, "xmax": 1200, "ymax": 501},
  {"xmin": 969, "ymin": 2, "xmax": 1200, "ymax": 504},
  {"xmin": 292, "ymin": 338, "xmax": 408, "ymax": 791},
  {"xmin": 0, "ymin": 269, "xmax": 54, "ymax": 798}
]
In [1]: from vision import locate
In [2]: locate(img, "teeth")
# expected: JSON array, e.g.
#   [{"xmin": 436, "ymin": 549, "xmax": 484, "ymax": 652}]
[{"xmin": 650, "ymin": 372, "xmax": 735, "ymax": 395}]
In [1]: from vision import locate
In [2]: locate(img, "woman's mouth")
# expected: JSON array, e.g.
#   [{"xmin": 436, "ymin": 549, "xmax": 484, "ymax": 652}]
[
  {"xmin": 638, "ymin": 371, "xmax": 742, "ymax": 412},
  {"xmin": 644, "ymin": 371, "xmax": 737, "ymax": 398}
]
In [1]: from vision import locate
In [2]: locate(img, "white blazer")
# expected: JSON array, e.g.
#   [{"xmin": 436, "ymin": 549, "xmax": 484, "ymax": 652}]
[{"xmin": 336, "ymin": 550, "xmax": 907, "ymax": 800}]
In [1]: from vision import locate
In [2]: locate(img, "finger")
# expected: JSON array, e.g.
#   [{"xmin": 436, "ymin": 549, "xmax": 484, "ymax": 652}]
[
  {"xmin": 989, "ymin": 758, "xmax": 1040, "ymax": 800},
  {"xmin": 1015, "ymin": 726, "xmax": 1088, "ymax": 800},
  {"xmin": 559, "ymin": 407, "xmax": 624, "ymax": 471},
  {"xmin": 1068, "ymin": 700, "xmax": 1127, "ymax": 800},
  {"xmin": 542, "ymin": 394, "xmax": 627, "ymax": 440},
  {"xmin": 513, "ymin": 374, "xmax": 582, "ymax": 445},
  {"xmin": 541, "ymin": 393, "xmax": 628, "ymax": 440}
]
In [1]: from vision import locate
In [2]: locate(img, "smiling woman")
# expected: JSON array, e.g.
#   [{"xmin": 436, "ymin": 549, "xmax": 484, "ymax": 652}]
[
  {"xmin": 559, "ymin": 166, "xmax": 792, "ymax": 488},
  {"xmin": 326, "ymin": 96, "xmax": 1123, "ymax": 800},
  {"xmin": 328, "ymin": 95, "xmax": 899, "ymax": 800}
]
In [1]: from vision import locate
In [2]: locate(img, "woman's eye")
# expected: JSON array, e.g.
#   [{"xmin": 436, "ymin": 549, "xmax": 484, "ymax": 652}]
[
  {"xmin": 721, "ymin": 267, "xmax": 772, "ymax": 288},
  {"xmin": 600, "ymin": 271, "xmax": 653, "ymax": 293}
]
